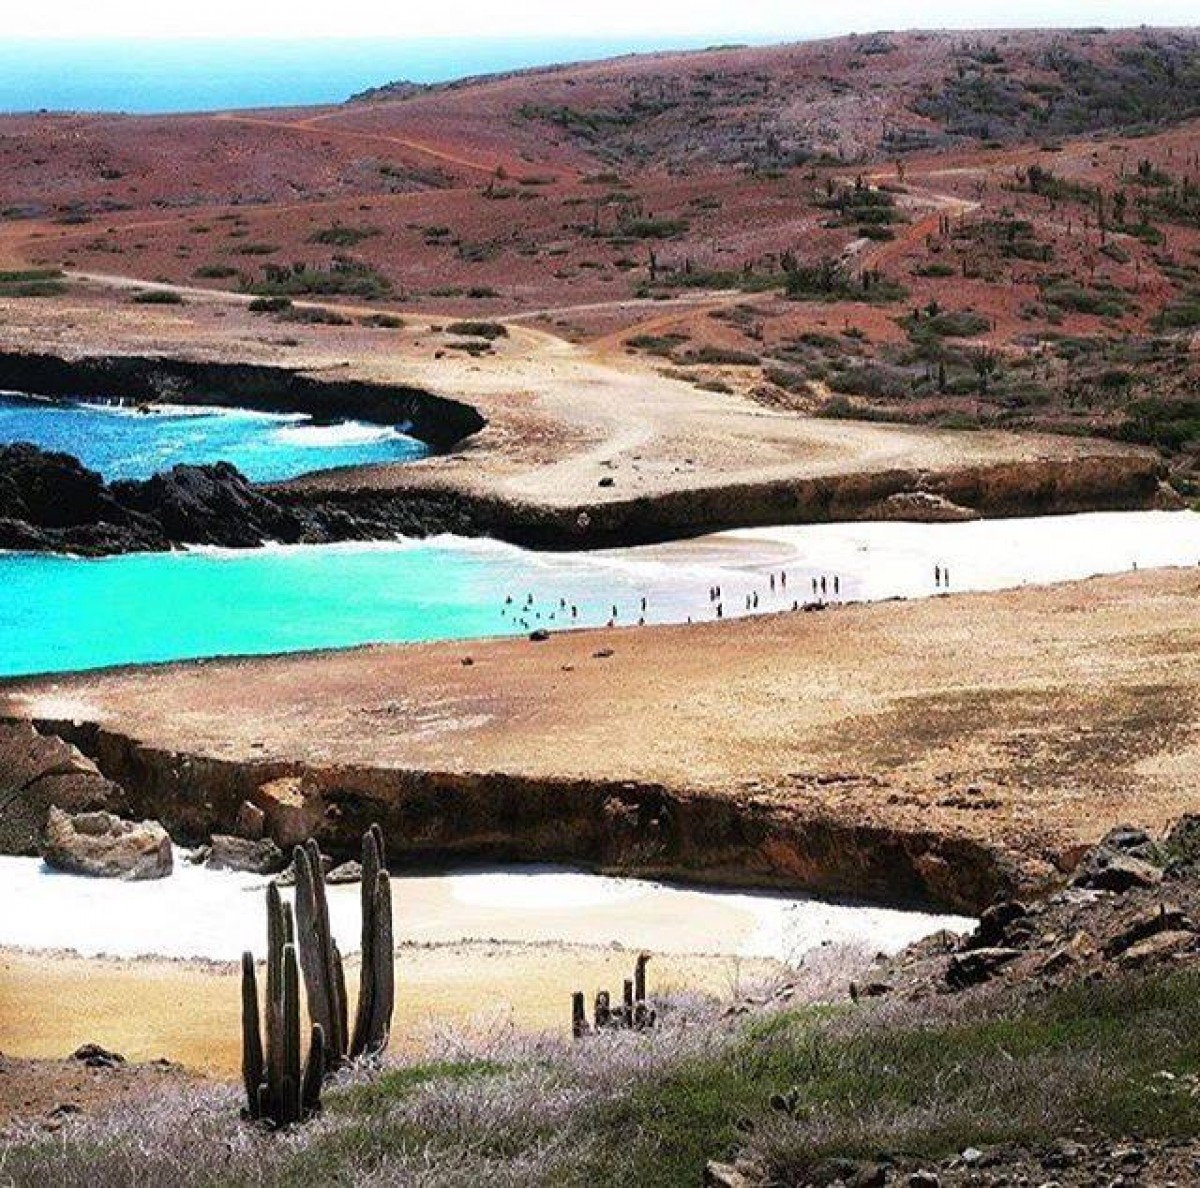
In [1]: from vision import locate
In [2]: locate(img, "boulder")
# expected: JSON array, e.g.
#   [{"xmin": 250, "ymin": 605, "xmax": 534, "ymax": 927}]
[
  {"xmin": 968, "ymin": 899, "xmax": 1032, "ymax": 950},
  {"xmin": 946, "ymin": 946, "xmax": 1022, "ymax": 989},
  {"xmin": 1118, "ymin": 930, "xmax": 1196, "ymax": 969},
  {"xmin": 41, "ymin": 807, "xmax": 172, "ymax": 880},
  {"xmin": 1103, "ymin": 903, "xmax": 1191, "ymax": 957},
  {"xmin": 1072, "ymin": 851, "xmax": 1163, "ymax": 893},
  {"xmin": 0, "ymin": 721, "xmax": 127, "ymax": 856},
  {"xmin": 256, "ymin": 776, "xmax": 325, "ymax": 848},
  {"xmin": 234, "ymin": 799, "xmax": 266, "ymax": 841},
  {"xmin": 205, "ymin": 834, "xmax": 286, "ymax": 875},
  {"xmin": 326, "ymin": 860, "xmax": 363, "ymax": 885}
]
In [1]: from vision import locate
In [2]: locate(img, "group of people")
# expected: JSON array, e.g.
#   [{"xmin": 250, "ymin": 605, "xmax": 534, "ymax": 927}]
[{"xmin": 501, "ymin": 567, "xmax": 872, "ymax": 635}]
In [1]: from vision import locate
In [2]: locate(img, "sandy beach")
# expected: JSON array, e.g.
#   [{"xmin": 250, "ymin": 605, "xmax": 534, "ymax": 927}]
[{"xmin": 0, "ymin": 943, "xmax": 787, "ymax": 1076}]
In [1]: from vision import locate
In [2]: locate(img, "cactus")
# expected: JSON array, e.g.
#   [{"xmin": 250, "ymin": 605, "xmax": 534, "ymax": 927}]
[
  {"xmin": 573, "ymin": 955, "xmax": 657, "ymax": 1038},
  {"xmin": 242, "ymin": 822, "xmax": 396, "ymax": 1128},
  {"xmin": 349, "ymin": 824, "xmax": 395, "ymax": 1059},
  {"xmin": 294, "ymin": 840, "xmax": 349, "ymax": 1070},
  {"xmin": 240, "ymin": 884, "xmax": 325, "ymax": 1127}
]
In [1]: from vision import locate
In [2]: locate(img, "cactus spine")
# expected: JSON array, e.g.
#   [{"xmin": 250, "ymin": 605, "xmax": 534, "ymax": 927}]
[{"xmin": 240, "ymin": 883, "xmax": 325, "ymax": 1127}]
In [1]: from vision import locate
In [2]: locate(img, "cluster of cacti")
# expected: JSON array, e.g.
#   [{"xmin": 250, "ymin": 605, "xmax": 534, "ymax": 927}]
[
  {"xmin": 241, "ymin": 825, "xmax": 395, "ymax": 1128},
  {"xmin": 572, "ymin": 953, "xmax": 657, "ymax": 1038},
  {"xmin": 240, "ymin": 883, "xmax": 326, "ymax": 1127}
]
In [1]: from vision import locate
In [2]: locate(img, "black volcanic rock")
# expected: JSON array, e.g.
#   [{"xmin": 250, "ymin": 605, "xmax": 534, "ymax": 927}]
[
  {"xmin": 0, "ymin": 443, "xmax": 129, "ymax": 528},
  {"xmin": 0, "ymin": 445, "xmax": 307, "ymax": 554},
  {"xmin": 111, "ymin": 461, "xmax": 307, "ymax": 548}
]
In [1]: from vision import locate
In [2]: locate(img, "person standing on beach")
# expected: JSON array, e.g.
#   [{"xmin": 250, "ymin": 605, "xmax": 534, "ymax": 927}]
[
  {"xmin": 935, "ymin": 564, "xmax": 941, "ymax": 588},
  {"xmin": 833, "ymin": 575, "xmax": 840, "ymax": 597}
]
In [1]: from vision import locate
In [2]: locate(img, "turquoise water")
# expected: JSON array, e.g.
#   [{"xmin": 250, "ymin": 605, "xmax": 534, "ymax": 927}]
[
  {"xmin": 0, "ymin": 394, "xmax": 427, "ymax": 481},
  {"xmin": 0, "ymin": 37, "xmax": 736, "ymax": 114},
  {"xmin": 3, "ymin": 512, "xmax": 1198, "ymax": 679},
  {"xmin": 0, "ymin": 539, "xmax": 731, "ymax": 677}
]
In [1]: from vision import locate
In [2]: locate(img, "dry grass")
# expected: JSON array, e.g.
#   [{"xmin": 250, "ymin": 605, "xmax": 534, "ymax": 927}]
[{"xmin": 6, "ymin": 967, "xmax": 1200, "ymax": 1187}]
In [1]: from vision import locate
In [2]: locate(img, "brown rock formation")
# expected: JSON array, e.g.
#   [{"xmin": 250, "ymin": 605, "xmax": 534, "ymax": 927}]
[{"xmin": 41, "ymin": 807, "xmax": 173, "ymax": 880}]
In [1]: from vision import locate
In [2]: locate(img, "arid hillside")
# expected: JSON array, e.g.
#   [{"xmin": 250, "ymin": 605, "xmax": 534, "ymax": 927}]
[{"xmin": 1, "ymin": 28, "xmax": 1199, "ymax": 484}]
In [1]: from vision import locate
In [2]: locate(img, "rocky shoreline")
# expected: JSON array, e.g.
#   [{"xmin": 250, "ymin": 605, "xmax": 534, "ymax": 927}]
[
  {"xmin": 0, "ymin": 346, "xmax": 1180, "ymax": 556},
  {"xmin": 0, "ymin": 716, "xmax": 1055, "ymax": 915},
  {"xmin": 0, "ymin": 351, "xmax": 486, "ymax": 449},
  {"xmin": 0, "ymin": 443, "xmax": 488, "ymax": 555}
]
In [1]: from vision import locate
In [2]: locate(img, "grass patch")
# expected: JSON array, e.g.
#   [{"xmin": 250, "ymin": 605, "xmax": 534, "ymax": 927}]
[
  {"xmin": 132, "ymin": 289, "xmax": 184, "ymax": 305},
  {"xmin": 0, "ymin": 267, "xmax": 67, "ymax": 297},
  {"xmin": 308, "ymin": 224, "xmax": 381, "ymax": 248},
  {"xmin": 445, "ymin": 320, "xmax": 507, "ymax": 340}
]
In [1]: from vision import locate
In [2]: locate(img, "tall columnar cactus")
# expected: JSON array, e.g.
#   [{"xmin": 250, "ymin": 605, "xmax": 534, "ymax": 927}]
[
  {"xmin": 242, "ymin": 824, "xmax": 396, "ymax": 1127},
  {"xmin": 240, "ymin": 882, "xmax": 325, "ymax": 1127},
  {"xmin": 350, "ymin": 823, "xmax": 395, "ymax": 1059},
  {"xmin": 294, "ymin": 840, "xmax": 349, "ymax": 1071}
]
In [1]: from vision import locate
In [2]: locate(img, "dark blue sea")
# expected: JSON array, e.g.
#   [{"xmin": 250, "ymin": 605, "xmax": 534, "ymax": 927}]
[{"xmin": 0, "ymin": 36, "xmax": 745, "ymax": 115}]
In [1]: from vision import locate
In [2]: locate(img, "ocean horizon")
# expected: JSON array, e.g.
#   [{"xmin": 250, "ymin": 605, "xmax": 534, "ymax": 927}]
[{"xmin": 0, "ymin": 35, "xmax": 765, "ymax": 116}]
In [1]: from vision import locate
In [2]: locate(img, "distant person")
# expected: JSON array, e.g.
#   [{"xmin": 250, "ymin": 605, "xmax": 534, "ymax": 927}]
[
  {"xmin": 820, "ymin": 576, "xmax": 827, "ymax": 598},
  {"xmin": 833, "ymin": 576, "xmax": 840, "ymax": 597},
  {"xmin": 935, "ymin": 564, "xmax": 942, "ymax": 588}
]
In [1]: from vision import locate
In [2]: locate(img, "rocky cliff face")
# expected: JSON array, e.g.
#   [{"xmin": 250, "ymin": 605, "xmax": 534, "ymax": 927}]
[{"xmin": 23, "ymin": 717, "xmax": 1043, "ymax": 913}]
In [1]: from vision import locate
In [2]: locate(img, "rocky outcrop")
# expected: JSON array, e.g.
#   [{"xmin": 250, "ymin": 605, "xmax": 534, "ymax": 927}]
[
  {"xmin": 41, "ymin": 807, "xmax": 173, "ymax": 880},
  {"xmin": 0, "ymin": 445, "xmax": 493, "ymax": 555},
  {"xmin": 24, "ymin": 718, "xmax": 1033, "ymax": 912},
  {"xmin": 0, "ymin": 445, "xmax": 313, "ymax": 554},
  {"xmin": 0, "ymin": 351, "xmax": 485, "ymax": 451},
  {"xmin": 0, "ymin": 721, "xmax": 126, "ymax": 855}
]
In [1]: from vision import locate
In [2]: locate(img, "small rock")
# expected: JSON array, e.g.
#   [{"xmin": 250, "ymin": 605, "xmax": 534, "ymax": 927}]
[
  {"xmin": 960, "ymin": 1147, "xmax": 984, "ymax": 1166},
  {"xmin": 71, "ymin": 1043, "xmax": 125, "ymax": 1068},
  {"xmin": 1118, "ymin": 930, "xmax": 1195, "ymax": 968},
  {"xmin": 908, "ymin": 1173, "xmax": 940, "ymax": 1188},
  {"xmin": 598, "ymin": 476, "xmax": 615, "ymax": 488},
  {"xmin": 946, "ymin": 946, "xmax": 1022, "ymax": 989},
  {"xmin": 593, "ymin": 648, "xmax": 615, "ymax": 659},
  {"xmin": 326, "ymin": 860, "xmax": 363, "ymax": 885},
  {"xmin": 703, "ymin": 1160, "xmax": 754, "ymax": 1188},
  {"xmin": 529, "ymin": 629, "xmax": 551, "ymax": 642},
  {"xmin": 460, "ymin": 656, "xmax": 475, "ymax": 666},
  {"xmin": 42, "ymin": 807, "xmax": 173, "ymax": 881},
  {"xmin": 45, "ymin": 1102, "xmax": 82, "ymax": 1119},
  {"xmin": 205, "ymin": 834, "xmax": 286, "ymax": 875}
]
